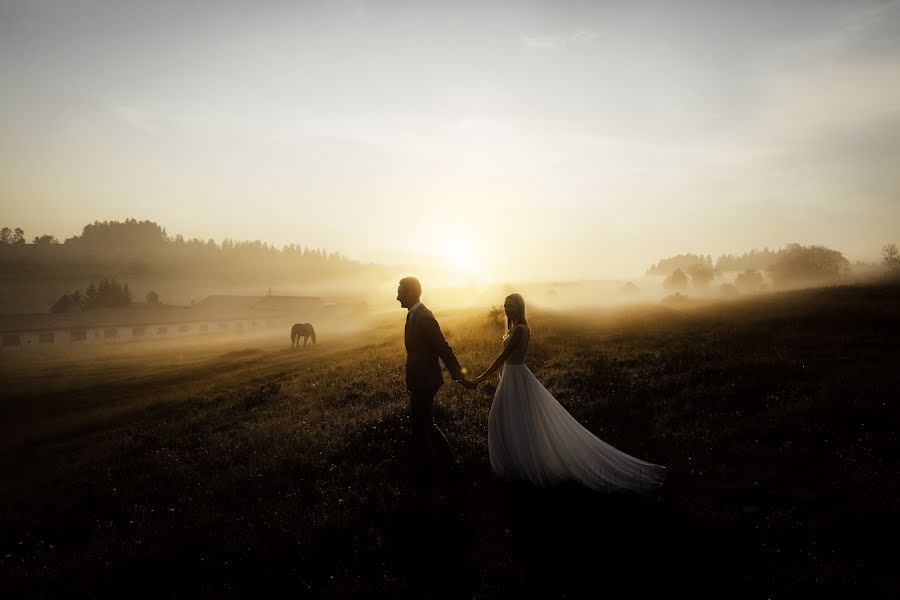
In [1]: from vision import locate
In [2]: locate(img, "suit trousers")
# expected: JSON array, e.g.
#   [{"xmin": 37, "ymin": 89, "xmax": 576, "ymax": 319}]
[{"xmin": 408, "ymin": 386, "xmax": 454, "ymax": 482}]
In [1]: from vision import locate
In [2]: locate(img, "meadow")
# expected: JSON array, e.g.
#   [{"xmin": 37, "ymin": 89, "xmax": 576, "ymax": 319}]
[{"xmin": 2, "ymin": 282, "xmax": 899, "ymax": 598}]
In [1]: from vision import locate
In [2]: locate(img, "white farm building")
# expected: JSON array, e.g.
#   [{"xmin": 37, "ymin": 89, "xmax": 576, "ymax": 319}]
[{"xmin": 0, "ymin": 295, "xmax": 323, "ymax": 352}]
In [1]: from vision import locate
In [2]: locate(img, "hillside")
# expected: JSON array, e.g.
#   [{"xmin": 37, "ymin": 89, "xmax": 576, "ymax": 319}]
[{"xmin": 1, "ymin": 283, "xmax": 899, "ymax": 597}]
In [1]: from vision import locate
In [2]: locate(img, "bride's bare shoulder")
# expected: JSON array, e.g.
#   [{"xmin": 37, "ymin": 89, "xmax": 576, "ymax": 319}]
[{"xmin": 509, "ymin": 324, "xmax": 530, "ymax": 341}]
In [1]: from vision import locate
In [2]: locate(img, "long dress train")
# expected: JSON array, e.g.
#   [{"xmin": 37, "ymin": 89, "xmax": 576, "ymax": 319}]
[{"xmin": 488, "ymin": 326, "xmax": 666, "ymax": 493}]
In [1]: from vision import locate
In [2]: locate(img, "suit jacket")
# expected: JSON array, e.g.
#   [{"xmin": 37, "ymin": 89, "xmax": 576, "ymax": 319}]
[{"xmin": 404, "ymin": 304, "xmax": 463, "ymax": 391}]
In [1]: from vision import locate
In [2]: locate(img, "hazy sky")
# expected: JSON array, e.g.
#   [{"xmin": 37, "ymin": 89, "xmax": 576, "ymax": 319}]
[{"xmin": 1, "ymin": 0, "xmax": 899, "ymax": 281}]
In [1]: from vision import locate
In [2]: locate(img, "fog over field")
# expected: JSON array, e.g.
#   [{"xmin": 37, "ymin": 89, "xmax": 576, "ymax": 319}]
[{"xmin": 2, "ymin": 1, "xmax": 900, "ymax": 597}]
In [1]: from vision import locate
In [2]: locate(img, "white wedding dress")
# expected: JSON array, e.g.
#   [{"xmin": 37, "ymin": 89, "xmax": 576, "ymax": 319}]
[{"xmin": 488, "ymin": 324, "xmax": 666, "ymax": 493}]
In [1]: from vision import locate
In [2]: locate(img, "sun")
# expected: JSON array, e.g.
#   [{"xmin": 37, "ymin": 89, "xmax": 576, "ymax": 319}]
[{"xmin": 441, "ymin": 236, "xmax": 478, "ymax": 273}]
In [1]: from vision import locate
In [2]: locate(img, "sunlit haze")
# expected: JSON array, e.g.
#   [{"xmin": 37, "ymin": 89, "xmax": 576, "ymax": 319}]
[{"xmin": 2, "ymin": 1, "xmax": 899, "ymax": 282}]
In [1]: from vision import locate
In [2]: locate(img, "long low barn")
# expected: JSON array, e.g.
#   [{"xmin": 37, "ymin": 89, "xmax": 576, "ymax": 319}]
[{"xmin": 0, "ymin": 295, "xmax": 323, "ymax": 351}]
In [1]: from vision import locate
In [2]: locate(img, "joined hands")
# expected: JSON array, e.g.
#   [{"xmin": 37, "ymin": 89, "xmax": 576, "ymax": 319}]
[
  {"xmin": 457, "ymin": 378, "xmax": 478, "ymax": 390},
  {"xmin": 456, "ymin": 374, "xmax": 487, "ymax": 390}
]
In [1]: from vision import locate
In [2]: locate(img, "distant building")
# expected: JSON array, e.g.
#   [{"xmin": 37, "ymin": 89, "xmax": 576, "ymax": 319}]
[{"xmin": 1, "ymin": 294, "xmax": 324, "ymax": 352}]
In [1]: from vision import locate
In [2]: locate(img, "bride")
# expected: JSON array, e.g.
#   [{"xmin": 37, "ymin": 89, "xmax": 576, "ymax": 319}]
[{"xmin": 468, "ymin": 294, "xmax": 666, "ymax": 493}]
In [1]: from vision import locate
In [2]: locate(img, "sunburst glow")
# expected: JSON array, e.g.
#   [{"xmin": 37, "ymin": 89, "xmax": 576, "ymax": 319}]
[{"xmin": 441, "ymin": 236, "xmax": 479, "ymax": 273}]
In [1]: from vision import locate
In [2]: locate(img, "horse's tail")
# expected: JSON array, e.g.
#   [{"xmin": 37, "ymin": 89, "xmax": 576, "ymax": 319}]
[{"xmin": 308, "ymin": 323, "xmax": 316, "ymax": 344}]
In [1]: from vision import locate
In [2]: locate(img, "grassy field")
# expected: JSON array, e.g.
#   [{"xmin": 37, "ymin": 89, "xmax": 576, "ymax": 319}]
[{"xmin": 2, "ymin": 283, "xmax": 899, "ymax": 598}]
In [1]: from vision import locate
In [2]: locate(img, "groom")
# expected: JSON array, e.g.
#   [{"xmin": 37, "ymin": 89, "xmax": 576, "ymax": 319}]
[{"xmin": 397, "ymin": 277, "xmax": 474, "ymax": 487}]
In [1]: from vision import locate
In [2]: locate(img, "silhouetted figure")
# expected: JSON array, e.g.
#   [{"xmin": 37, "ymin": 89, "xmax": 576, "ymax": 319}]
[
  {"xmin": 290, "ymin": 323, "xmax": 316, "ymax": 347},
  {"xmin": 472, "ymin": 294, "xmax": 666, "ymax": 493},
  {"xmin": 397, "ymin": 277, "xmax": 473, "ymax": 488}
]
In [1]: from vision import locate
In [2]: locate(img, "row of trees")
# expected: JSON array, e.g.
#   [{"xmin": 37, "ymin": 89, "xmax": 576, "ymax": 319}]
[
  {"xmin": 1, "ymin": 226, "xmax": 61, "ymax": 246},
  {"xmin": 664, "ymin": 268, "xmax": 766, "ymax": 294},
  {"xmin": 50, "ymin": 280, "xmax": 321, "ymax": 313},
  {"xmin": 53, "ymin": 279, "xmax": 128, "ymax": 312},
  {"xmin": 768, "ymin": 244, "xmax": 850, "ymax": 284},
  {"xmin": 713, "ymin": 248, "xmax": 780, "ymax": 272},
  {"xmin": 48, "ymin": 274, "xmax": 231, "ymax": 313},
  {"xmin": 646, "ymin": 253, "xmax": 714, "ymax": 275},
  {"xmin": 660, "ymin": 263, "xmax": 718, "ymax": 290},
  {"xmin": 0, "ymin": 219, "xmax": 361, "ymax": 265},
  {"xmin": 660, "ymin": 243, "xmax": 855, "ymax": 291},
  {"xmin": 51, "ymin": 278, "xmax": 161, "ymax": 312},
  {"xmin": 649, "ymin": 246, "xmax": 828, "ymax": 276}
]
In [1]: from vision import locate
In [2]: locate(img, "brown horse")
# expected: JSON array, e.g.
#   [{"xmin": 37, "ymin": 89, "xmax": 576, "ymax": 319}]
[{"xmin": 290, "ymin": 323, "xmax": 316, "ymax": 347}]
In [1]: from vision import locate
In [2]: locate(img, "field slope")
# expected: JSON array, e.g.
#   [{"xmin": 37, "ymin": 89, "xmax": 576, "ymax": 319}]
[{"xmin": 2, "ymin": 283, "xmax": 899, "ymax": 598}]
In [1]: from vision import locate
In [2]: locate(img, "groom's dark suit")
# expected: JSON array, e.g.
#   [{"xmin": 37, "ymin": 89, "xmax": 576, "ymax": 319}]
[{"xmin": 404, "ymin": 304, "xmax": 463, "ymax": 483}]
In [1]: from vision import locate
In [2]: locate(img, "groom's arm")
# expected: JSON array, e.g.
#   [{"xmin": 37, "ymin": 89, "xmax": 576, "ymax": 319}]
[{"xmin": 420, "ymin": 314, "xmax": 464, "ymax": 381}]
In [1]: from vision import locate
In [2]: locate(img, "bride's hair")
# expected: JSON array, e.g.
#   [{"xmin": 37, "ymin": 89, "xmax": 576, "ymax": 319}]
[{"xmin": 505, "ymin": 293, "xmax": 526, "ymax": 331}]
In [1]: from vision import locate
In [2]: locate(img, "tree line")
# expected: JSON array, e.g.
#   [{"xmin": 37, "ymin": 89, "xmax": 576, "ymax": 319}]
[
  {"xmin": 647, "ymin": 248, "xmax": 784, "ymax": 275},
  {"xmin": 656, "ymin": 243, "xmax": 870, "ymax": 292},
  {"xmin": 649, "ymin": 243, "xmax": 900, "ymax": 283},
  {"xmin": 52, "ymin": 278, "xmax": 138, "ymax": 312},
  {"xmin": 0, "ymin": 219, "xmax": 359, "ymax": 264}
]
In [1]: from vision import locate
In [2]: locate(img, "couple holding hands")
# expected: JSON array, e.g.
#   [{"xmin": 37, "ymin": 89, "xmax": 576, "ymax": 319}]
[{"xmin": 398, "ymin": 277, "xmax": 666, "ymax": 492}]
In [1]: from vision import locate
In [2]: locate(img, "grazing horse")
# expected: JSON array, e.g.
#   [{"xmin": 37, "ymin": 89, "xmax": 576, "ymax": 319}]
[{"xmin": 291, "ymin": 323, "xmax": 316, "ymax": 347}]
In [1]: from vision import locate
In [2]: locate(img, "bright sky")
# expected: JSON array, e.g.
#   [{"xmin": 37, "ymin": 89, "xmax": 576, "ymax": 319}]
[{"xmin": 1, "ymin": 0, "xmax": 899, "ymax": 281}]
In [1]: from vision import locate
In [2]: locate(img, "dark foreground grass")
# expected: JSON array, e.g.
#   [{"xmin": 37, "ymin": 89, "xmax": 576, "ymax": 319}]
[{"xmin": 2, "ymin": 283, "xmax": 899, "ymax": 598}]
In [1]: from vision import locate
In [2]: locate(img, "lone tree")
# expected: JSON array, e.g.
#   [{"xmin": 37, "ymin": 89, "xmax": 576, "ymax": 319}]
[
  {"xmin": 32, "ymin": 234, "xmax": 58, "ymax": 246},
  {"xmin": 146, "ymin": 290, "xmax": 160, "ymax": 304},
  {"xmin": 882, "ymin": 243, "xmax": 899, "ymax": 267},
  {"xmin": 663, "ymin": 268, "xmax": 689, "ymax": 291}
]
